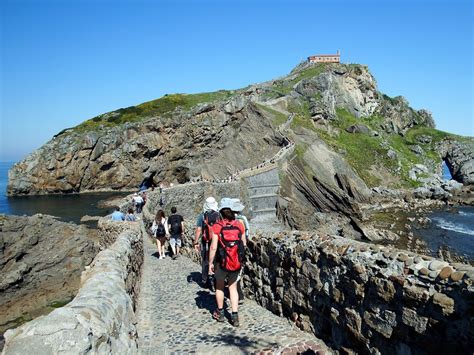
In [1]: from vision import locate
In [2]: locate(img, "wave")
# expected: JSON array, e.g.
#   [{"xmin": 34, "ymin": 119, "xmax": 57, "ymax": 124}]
[
  {"xmin": 433, "ymin": 217, "xmax": 474, "ymax": 236},
  {"xmin": 458, "ymin": 211, "xmax": 474, "ymax": 217}
]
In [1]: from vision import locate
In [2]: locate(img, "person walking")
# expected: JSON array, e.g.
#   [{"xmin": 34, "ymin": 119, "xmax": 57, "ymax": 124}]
[
  {"xmin": 132, "ymin": 193, "xmax": 144, "ymax": 213},
  {"xmin": 110, "ymin": 206, "xmax": 125, "ymax": 221},
  {"xmin": 125, "ymin": 208, "xmax": 137, "ymax": 221},
  {"xmin": 151, "ymin": 209, "xmax": 169, "ymax": 259},
  {"xmin": 209, "ymin": 199, "xmax": 246, "ymax": 327},
  {"xmin": 167, "ymin": 206, "xmax": 185, "ymax": 259},
  {"xmin": 193, "ymin": 197, "xmax": 219, "ymax": 289},
  {"xmin": 230, "ymin": 198, "xmax": 249, "ymax": 304}
]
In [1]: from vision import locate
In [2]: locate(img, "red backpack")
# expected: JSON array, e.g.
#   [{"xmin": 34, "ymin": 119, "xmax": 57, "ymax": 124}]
[
  {"xmin": 216, "ymin": 220, "xmax": 245, "ymax": 272},
  {"xmin": 202, "ymin": 210, "xmax": 220, "ymax": 242}
]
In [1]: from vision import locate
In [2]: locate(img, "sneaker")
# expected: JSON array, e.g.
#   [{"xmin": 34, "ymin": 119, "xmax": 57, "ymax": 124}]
[
  {"xmin": 231, "ymin": 313, "xmax": 240, "ymax": 327},
  {"xmin": 212, "ymin": 309, "xmax": 225, "ymax": 322},
  {"xmin": 160, "ymin": 255, "xmax": 165, "ymax": 259},
  {"xmin": 172, "ymin": 255, "xmax": 178, "ymax": 260}
]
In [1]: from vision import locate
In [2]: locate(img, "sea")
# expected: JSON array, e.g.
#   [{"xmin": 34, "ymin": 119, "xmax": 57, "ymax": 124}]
[
  {"xmin": 1, "ymin": 161, "xmax": 473, "ymax": 260},
  {"xmin": 0, "ymin": 162, "xmax": 126, "ymax": 224}
]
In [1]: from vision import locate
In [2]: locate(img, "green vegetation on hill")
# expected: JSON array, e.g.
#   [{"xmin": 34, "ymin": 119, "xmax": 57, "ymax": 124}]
[
  {"xmin": 256, "ymin": 104, "xmax": 288, "ymax": 126},
  {"xmin": 262, "ymin": 63, "xmax": 328, "ymax": 99},
  {"xmin": 288, "ymin": 105, "xmax": 449, "ymax": 188},
  {"xmin": 73, "ymin": 91, "xmax": 234, "ymax": 133}
]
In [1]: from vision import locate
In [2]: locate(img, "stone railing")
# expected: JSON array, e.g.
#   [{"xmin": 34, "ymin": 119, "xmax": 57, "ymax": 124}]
[
  {"xmin": 244, "ymin": 231, "xmax": 474, "ymax": 354},
  {"xmin": 2, "ymin": 220, "xmax": 144, "ymax": 354}
]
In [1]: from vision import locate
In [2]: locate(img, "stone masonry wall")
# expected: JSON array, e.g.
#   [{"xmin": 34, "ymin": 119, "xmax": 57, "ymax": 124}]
[
  {"xmin": 244, "ymin": 231, "xmax": 474, "ymax": 354},
  {"xmin": 2, "ymin": 220, "xmax": 144, "ymax": 354}
]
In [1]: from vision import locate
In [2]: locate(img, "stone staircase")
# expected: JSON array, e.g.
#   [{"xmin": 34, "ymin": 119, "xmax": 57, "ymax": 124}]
[{"xmin": 245, "ymin": 168, "xmax": 280, "ymax": 225}]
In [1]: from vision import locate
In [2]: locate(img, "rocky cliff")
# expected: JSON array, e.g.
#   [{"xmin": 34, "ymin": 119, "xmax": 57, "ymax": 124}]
[
  {"xmin": 0, "ymin": 214, "xmax": 98, "ymax": 336},
  {"xmin": 7, "ymin": 62, "xmax": 473, "ymax": 206}
]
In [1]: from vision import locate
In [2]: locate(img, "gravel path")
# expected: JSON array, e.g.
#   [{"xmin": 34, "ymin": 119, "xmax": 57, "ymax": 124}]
[{"xmin": 136, "ymin": 236, "xmax": 330, "ymax": 354}]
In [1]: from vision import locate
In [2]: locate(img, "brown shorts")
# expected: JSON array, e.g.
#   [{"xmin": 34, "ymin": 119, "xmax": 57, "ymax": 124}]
[
  {"xmin": 156, "ymin": 236, "xmax": 167, "ymax": 244},
  {"xmin": 214, "ymin": 264, "xmax": 239, "ymax": 285}
]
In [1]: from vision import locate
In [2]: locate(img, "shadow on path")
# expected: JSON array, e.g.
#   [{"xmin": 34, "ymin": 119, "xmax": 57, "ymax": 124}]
[
  {"xmin": 194, "ymin": 290, "xmax": 215, "ymax": 316},
  {"xmin": 194, "ymin": 332, "xmax": 281, "ymax": 354}
]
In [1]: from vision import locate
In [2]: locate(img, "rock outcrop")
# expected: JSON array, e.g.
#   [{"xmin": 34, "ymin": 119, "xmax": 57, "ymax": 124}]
[
  {"xmin": 8, "ymin": 100, "xmax": 283, "ymax": 195},
  {"xmin": 2, "ymin": 219, "xmax": 143, "ymax": 354},
  {"xmin": 0, "ymin": 214, "xmax": 98, "ymax": 336},
  {"xmin": 438, "ymin": 139, "xmax": 474, "ymax": 185},
  {"xmin": 8, "ymin": 62, "xmax": 451, "ymax": 197}
]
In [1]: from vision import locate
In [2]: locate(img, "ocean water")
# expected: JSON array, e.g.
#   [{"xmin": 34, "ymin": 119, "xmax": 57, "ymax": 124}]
[
  {"xmin": 417, "ymin": 206, "xmax": 474, "ymax": 261},
  {"xmin": 0, "ymin": 162, "xmax": 127, "ymax": 223}
]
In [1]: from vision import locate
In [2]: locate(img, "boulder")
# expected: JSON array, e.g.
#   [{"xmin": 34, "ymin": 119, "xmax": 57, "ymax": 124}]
[
  {"xmin": 0, "ymin": 214, "xmax": 98, "ymax": 335},
  {"xmin": 345, "ymin": 124, "xmax": 371, "ymax": 134}
]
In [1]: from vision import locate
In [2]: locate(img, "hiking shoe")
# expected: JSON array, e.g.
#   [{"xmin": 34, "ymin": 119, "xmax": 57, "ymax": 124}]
[
  {"xmin": 231, "ymin": 314, "xmax": 240, "ymax": 327},
  {"xmin": 212, "ymin": 309, "xmax": 225, "ymax": 322}
]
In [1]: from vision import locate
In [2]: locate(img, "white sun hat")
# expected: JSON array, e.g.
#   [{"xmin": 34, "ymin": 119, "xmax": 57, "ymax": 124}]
[
  {"xmin": 203, "ymin": 196, "xmax": 218, "ymax": 212},
  {"xmin": 230, "ymin": 198, "xmax": 245, "ymax": 212}
]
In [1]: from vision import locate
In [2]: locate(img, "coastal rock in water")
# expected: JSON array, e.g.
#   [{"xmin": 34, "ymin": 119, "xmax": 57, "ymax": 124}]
[
  {"xmin": 441, "ymin": 140, "xmax": 474, "ymax": 185},
  {"xmin": 0, "ymin": 214, "xmax": 98, "ymax": 335}
]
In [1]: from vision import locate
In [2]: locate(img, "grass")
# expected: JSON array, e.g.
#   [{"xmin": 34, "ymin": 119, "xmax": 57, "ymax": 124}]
[
  {"xmin": 311, "ymin": 109, "xmax": 400, "ymax": 187},
  {"xmin": 256, "ymin": 104, "xmax": 288, "ymax": 126},
  {"xmin": 405, "ymin": 126, "xmax": 452, "ymax": 144},
  {"xmin": 262, "ymin": 63, "xmax": 329, "ymax": 100},
  {"xmin": 291, "ymin": 63, "xmax": 327, "ymax": 83},
  {"xmin": 72, "ymin": 90, "xmax": 235, "ymax": 133}
]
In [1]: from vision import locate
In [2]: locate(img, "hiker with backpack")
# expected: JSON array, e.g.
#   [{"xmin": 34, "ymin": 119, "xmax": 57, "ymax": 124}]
[
  {"xmin": 151, "ymin": 209, "xmax": 169, "ymax": 259},
  {"xmin": 230, "ymin": 198, "xmax": 249, "ymax": 304},
  {"xmin": 167, "ymin": 206, "xmax": 185, "ymax": 259},
  {"xmin": 208, "ymin": 198, "xmax": 247, "ymax": 327},
  {"xmin": 193, "ymin": 196, "xmax": 220, "ymax": 290}
]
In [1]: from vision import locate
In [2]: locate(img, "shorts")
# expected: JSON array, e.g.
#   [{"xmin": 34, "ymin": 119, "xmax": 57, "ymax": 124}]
[
  {"xmin": 155, "ymin": 235, "xmax": 167, "ymax": 244},
  {"xmin": 169, "ymin": 235, "xmax": 182, "ymax": 248},
  {"xmin": 214, "ymin": 263, "xmax": 239, "ymax": 285}
]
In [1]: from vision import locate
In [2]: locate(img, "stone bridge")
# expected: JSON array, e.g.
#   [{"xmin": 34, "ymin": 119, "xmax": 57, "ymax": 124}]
[{"xmin": 3, "ymin": 182, "xmax": 474, "ymax": 354}]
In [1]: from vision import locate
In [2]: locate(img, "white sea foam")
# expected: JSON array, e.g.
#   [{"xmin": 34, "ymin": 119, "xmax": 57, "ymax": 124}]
[
  {"xmin": 458, "ymin": 211, "xmax": 474, "ymax": 217},
  {"xmin": 433, "ymin": 217, "xmax": 474, "ymax": 236}
]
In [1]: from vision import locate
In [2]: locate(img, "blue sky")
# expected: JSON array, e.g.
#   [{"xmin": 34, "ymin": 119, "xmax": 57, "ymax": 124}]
[{"xmin": 1, "ymin": 0, "xmax": 472, "ymax": 162}]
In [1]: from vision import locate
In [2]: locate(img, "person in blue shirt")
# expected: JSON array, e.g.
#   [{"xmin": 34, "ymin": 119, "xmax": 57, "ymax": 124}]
[{"xmin": 111, "ymin": 207, "xmax": 125, "ymax": 221}]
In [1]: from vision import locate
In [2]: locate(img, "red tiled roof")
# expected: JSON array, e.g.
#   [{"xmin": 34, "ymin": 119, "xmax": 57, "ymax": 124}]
[{"xmin": 308, "ymin": 54, "xmax": 340, "ymax": 58}]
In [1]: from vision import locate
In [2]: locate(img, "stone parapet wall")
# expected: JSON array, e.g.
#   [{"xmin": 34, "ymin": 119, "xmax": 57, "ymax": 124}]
[
  {"xmin": 2, "ymin": 220, "xmax": 144, "ymax": 354},
  {"xmin": 244, "ymin": 232, "xmax": 474, "ymax": 354},
  {"xmin": 97, "ymin": 218, "xmax": 138, "ymax": 249}
]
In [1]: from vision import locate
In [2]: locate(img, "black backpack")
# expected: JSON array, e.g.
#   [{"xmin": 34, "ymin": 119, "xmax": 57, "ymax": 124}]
[
  {"xmin": 169, "ymin": 215, "xmax": 183, "ymax": 235},
  {"xmin": 155, "ymin": 222, "xmax": 166, "ymax": 238},
  {"xmin": 202, "ymin": 210, "xmax": 220, "ymax": 242}
]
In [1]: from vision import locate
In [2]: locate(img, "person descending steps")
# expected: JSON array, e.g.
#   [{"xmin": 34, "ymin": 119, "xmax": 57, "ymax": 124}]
[
  {"xmin": 209, "ymin": 198, "xmax": 247, "ymax": 327},
  {"xmin": 193, "ymin": 196, "xmax": 220, "ymax": 291}
]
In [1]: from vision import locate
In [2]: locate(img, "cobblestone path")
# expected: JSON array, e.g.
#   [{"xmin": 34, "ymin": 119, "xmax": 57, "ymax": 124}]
[{"xmin": 136, "ymin": 236, "xmax": 331, "ymax": 354}]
